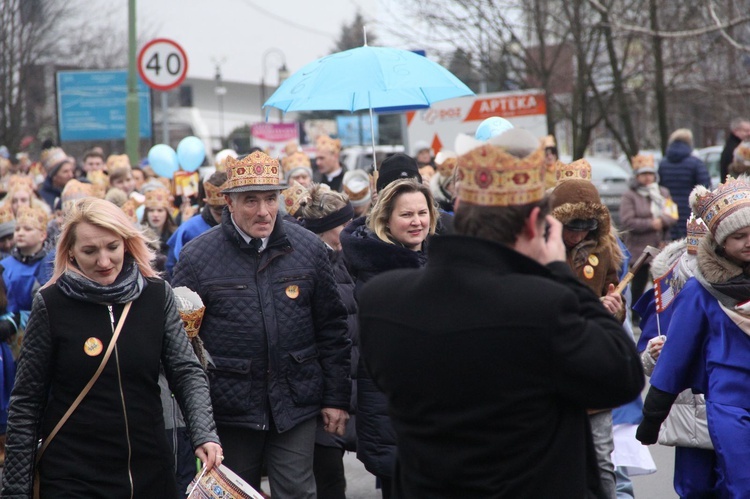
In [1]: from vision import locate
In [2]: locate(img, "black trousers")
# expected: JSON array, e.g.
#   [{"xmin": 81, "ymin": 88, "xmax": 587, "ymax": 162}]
[{"xmin": 313, "ymin": 445, "xmax": 346, "ymax": 499}]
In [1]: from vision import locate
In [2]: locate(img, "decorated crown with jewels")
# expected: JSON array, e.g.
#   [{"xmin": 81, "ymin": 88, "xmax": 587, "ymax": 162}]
[
  {"xmin": 16, "ymin": 206, "xmax": 48, "ymax": 231},
  {"xmin": 556, "ymin": 158, "xmax": 591, "ymax": 184},
  {"xmin": 282, "ymin": 181, "xmax": 311, "ymax": 217},
  {"xmin": 222, "ymin": 151, "xmax": 286, "ymax": 193},
  {"xmin": 686, "ymin": 213, "xmax": 708, "ymax": 255}
]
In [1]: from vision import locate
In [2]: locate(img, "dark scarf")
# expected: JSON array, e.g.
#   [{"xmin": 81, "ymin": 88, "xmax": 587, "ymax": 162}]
[
  {"xmin": 711, "ymin": 272, "xmax": 750, "ymax": 303},
  {"xmin": 11, "ymin": 246, "xmax": 47, "ymax": 265},
  {"xmin": 201, "ymin": 204, "xmax": 221, "ymax": 227},
  {"xmin": 57, "ymin": 256, "xmax": 146, "ymax": 304}
]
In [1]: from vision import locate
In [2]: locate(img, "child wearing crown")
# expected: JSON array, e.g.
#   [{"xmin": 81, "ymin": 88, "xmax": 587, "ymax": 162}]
[{"xmin": 637, "ymin": 176, "xmax": 750, "ymax": 497}]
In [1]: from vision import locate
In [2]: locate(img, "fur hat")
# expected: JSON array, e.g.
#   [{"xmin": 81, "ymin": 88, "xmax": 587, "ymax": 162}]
[
  {"xmin": 690, "ymin": 176, "xmax": 750, "ymax": 244},
  {"xmin": 376, "ymin": 153, "xmax": 422, "ymax": 192},
  {"xmin": 0, "ymin": 204, "xmax": 16, "ymax": 238},
  {"xmin": 669, "ymin": 128, "xmax": 693, "ymax": 147},
  {"xmin": 342, "ymin": 170, "xmax": 372, "ymax": 207},
  {"xmin": 222, "ymin": 151, "xmax": 286, "ymax": 193}
]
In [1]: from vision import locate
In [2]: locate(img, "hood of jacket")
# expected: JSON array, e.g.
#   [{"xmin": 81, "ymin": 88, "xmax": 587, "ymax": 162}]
[
  {"xmin": 696, "ymin": 233, "xmax": 744, "ymax": 285},
  {"xmin": 665, "ymin": 140, "xmax": 693, "ymax": 163}
]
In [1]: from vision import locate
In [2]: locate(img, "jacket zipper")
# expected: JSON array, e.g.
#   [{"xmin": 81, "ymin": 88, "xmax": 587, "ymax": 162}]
[{"xmin": 109, "ymin": 305, "xmax": 134, "ymax": 499}]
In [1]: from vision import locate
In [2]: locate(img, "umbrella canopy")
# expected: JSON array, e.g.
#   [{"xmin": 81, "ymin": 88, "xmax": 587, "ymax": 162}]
[{"xmin": 264, "ymin": 46, "xmax": 474, "ymax": 113}]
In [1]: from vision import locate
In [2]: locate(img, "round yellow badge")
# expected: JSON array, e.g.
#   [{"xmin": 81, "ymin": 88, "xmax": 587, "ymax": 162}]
[
  {"xmin": 84, "ymin": 337, "xmax": 103, "ymax": 357},
  {"xmin": 285, "ymin": 285, "xmax": 300, "ymax": 299},
  {"xmin": 583, "ymin": 265, "xmax": 595, "ymax": 279},
  {"xmin": 588, "ymin": 254, "xmax": 599, "ymax": 266}
]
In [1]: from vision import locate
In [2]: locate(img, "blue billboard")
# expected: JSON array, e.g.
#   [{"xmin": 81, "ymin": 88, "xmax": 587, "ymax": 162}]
[
  {"xmin": 56, "ymin": 70, "xmax": 152, "ymax": 142},
  {"xmin": 336, "ymin": 114, "xmax": 379, "ymax": 147}
]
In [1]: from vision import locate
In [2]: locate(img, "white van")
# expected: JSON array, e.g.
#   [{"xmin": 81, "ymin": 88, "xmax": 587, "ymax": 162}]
[{"xmin": 340, "ymin": 145, "xmax": 405, "ymax": 173}]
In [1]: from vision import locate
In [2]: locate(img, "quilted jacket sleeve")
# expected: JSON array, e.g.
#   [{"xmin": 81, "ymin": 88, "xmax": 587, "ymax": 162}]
[
  {"xmin": 311, "ymin": 244, "xmax": 352, "ymax": 411},
  {"xmin": 160, "ymin": 281, "xmax": 220, "ymax": 449},
  {"xmin": 1, "ymin": 293, "xmax": 53, "ymax": 498}
]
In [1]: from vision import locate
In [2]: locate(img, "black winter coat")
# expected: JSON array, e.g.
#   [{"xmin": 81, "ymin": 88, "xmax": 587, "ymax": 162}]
[
  {"xmin": 340, "ymin": 216, "xmax": 427, "ymax": 478},
  {"xmin": 658, "ymin": 140, "xmax": 710, "ymax": 240},
  {"xmin": 172, "ymin": 210, "xmax": 351, "ymax": 432},
  {"xmin": 358, "ymin": 236, "xmax": 645, "ymax": 498}
]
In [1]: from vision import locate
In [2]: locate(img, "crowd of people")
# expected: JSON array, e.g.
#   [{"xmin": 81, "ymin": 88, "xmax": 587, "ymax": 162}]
[{"xmin": 0, "ymin": 116, "xmax": 745, "ymax": 498}]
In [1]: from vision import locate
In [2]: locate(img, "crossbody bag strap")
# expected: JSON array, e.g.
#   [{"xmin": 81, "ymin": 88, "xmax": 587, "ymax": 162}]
[{"xmin": 35, "ymin": 301, "xmax": 133, "ymax": 463}]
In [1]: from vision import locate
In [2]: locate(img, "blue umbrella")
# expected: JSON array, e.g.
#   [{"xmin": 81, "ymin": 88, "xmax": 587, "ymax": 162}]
[{"xmin": 263, "ymin": 45, "xmax": 474, "ymax": 169}]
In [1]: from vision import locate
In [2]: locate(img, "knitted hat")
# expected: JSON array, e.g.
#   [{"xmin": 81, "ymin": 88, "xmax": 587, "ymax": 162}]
[
  {"xmin": 222, "ymin": 151, "xmax": 286, "ymax": 193},
  {"xmin": 376, "ymin": 153, "xmax": 422, "ymax": 192},
  {"xmin": 631, "ymin": 154, "xmax": 657, "ymax": 175},
  {"xmin": 16, "ymin": 206, "xmax": 48, "ymax": 232},
  {"xmin": 455, "ymin": 129, "xmax": 546, "ymax": 207},
  {"xmin": 342, "ymin": 170, "xmax": 372, "ymax": 207},
  {"xmin": 686, "ymin": 213, "xmax": 708, "ymax": 255},
  {"xmin": 0, "ymin": 204, "xmax": 16, "ymax": 238},
  {"xmin": 144, "ymin": 188, "xmax": 171, "ymax": 210},
  {"xmin": 556, "ymin": 159, "xmax": 591, "ymax": 184},
  {"xmin": 690, "ymin": 176, "xmax": 750, "ymax": 244},
  {"xmin": 41, "ymin": 147, "xmax": 73, "ymax": 178},
  {"xmin": 282, "ymin": 181, "xmax": 311, "ymax": 217},
  {"xmin": 61, "ymin": 179, "xmax": 93, "ymax": 212},
  {"xmin": 282, "ymin": 152, "xmax": 313, "ymax": 183}
]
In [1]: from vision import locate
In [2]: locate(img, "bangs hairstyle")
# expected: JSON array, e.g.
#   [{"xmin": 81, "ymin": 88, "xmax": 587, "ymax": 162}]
[
  {"xmin": 46, "ymin": 197, "xmax": 157, "ymax": 286},
  {"xmin": 367, "ymin": 178, "xmax": 438, "ymax": 244}
]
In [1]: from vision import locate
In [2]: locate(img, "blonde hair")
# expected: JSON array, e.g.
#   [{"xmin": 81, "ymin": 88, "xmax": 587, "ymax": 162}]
[
  {"xmin": 47, "ymin": 197, "xmax": 157, "ymax": 286},
  {"xmin": 295, "ymin": 183, "xmax": 348, "ymax": 219},
  {"xmin": 367, "ymin": 178, "xmax": 438, "ymax": 244}
]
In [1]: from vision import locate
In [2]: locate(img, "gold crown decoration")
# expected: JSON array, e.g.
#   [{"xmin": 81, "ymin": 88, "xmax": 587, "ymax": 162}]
[
  {"xmin": 0, "ymin": 204, "xmax": 14, "ymax": 225},
  {"xmin": 144, "ymin": 188, "xmax": 171, "ymax": 210},
  {"xmin": 214, "ymin": 149, "xmax": 239, "ymax": 172},
  {"xmin": 61, "ymin": 179, "xmax": 94, "ymax": 212},
  {"xmin": 342, "ymin": 170, "xmax": 372, "ymax": 205},
  {"xmin": 556, "ymin": 158, "xmax": 592, "ymax": 184},
  {"xmin": 106, "ymin": 154, "xmax": 130, "ymax": 171},
  {"xmin": 282, "ymin": 181, "xmax": 311, "ymax": 217},
  {"xmin": 120, "ymin": 199, "xmax": 139, "ymax": 223},
  {"xmin": 87, "ymin": 170, "xmax": 110, "ymax": 189},
  {"xmin": 457, "ymin": 144, "xmax": 546, "ymax": 207},
  {"xmin": 689, "ymin": 176, "xmax": 750, "ymax": 243},
  {"xmin": 203, "ymin": 179, "xmax": 227, "ymax": 206},
  {"xmin": 284, "ymin": 140, "xmax": 300, "ymax": 157},
  {"xmin": 686, "ymin": 213, "xmax": 708, "ymax": 255},
  {"xmin": 173, "ymin": 286, "xmax": 206, "ymax": 339},
  {"xmin": 222, "ymin": 151, "xmax": 286, "ymax": 193},
  {"xmin": 631, "ymin": 154, "xmax": 655, "ymax": 170},
  {"xmin": 734, "ymin": 142, "xmax": 750, "ymax": 166},
  {"xmin": 434, "ymin": 151, "xmax": 458, "ymax": 178},
  {"xmin": 7, "ymin": 175, "xmax": 35, "ymax": 193},
  {"xmin": 16, "ymin": 206, "xmax": 48, "ymax": 231},
  {"xmin": 542, "ymin": 135, "xmax": 556, "ymax": 149},
  {"xmin": 282, "ymin": 152, "xmax": 312, "ymax": 172},
  {"xmin": 316, "ymin": 135, "xmax": 342, "ymax": 154}
]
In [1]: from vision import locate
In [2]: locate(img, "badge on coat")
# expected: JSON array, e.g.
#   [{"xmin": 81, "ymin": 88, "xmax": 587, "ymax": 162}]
[
  {"xmin": 285, "ymin": 285, "xmax": 300, "ymax": 299},
  {"xmin": 583, "ymin": 265, "xmax": 595, "ymax": 279},
  {"xmin": 84, "ymin": 337, "xmax": 103, "ymax": 356},
  {"xmin": 588, "ymin": 254, "xmax": 599, "ymax": 267}
]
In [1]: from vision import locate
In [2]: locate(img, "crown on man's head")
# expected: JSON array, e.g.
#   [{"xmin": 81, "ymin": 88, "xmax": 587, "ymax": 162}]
[
  {"xmin": 222, "ymin": 151, "xmax": 286, "ymax": 193},
  {"xmin": 556, "ymin": 158, "xmax": 591, "ymax": 184}
]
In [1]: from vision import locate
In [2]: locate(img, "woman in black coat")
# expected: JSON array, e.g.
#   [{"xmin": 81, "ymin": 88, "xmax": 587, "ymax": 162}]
[
  {"xmin": 340, "ymin": 179, "xmax": 438, "ymax": 498},
  {"xmin": 1, "ymin": 198, "xmax": 222, "ymax": 498}
]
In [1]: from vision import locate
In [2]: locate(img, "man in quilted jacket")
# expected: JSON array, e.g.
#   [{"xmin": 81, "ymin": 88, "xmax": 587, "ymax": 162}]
[{"xmin": 172, "ymin": 151, "xmax": 351, "ymax": 498}]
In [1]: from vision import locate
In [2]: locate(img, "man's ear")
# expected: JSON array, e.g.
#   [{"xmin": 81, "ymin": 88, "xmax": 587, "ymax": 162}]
[
  {"xmin": 523, "ymin": 206, "xmax": 541, "ymax": 239},
  {"xmin": 223, "ymin": 194, "xmax": 233, "ymax": 212}
]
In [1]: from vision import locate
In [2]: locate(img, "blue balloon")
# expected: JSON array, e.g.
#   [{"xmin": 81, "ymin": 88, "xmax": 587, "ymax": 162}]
[
  {"xmin": 474, "ymin": 117, "xmax": 514, "ymax": 141},
  {"xmin": 147, "ymin": 144, "xmax": 179, "ymax": 179},
  {"xmin": 177, "ymin": 136, "xmax": 206, "ymax": 172}
]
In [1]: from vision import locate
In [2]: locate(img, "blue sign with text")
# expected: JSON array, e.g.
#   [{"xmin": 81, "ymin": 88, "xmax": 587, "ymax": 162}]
[
  {"xmin": 57, "ymin": 70, "xmax": 152, "ymax": 142},
  {"xmin": 336, "ymin": 115, "xmax": 379, "ymax": 147}
]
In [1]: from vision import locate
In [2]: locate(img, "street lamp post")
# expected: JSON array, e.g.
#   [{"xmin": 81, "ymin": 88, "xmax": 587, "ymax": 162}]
[
  {"xmin": 261, "ymin": 48, "xmax": 288, "ymax": 122},
  {"xmin": 214, "ymin": 58, "xmax": 227, "ymax": 147}
]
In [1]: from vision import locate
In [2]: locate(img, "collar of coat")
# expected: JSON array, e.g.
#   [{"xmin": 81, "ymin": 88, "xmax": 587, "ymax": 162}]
[{"xmin": 552, "ymin": 201, "xmax": 623, "ymax": 269}]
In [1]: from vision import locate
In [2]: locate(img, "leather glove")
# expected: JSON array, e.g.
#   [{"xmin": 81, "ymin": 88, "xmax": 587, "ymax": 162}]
[{"xmin": 636, "ymin": 385, "xmax": 678, "ymax": 445}]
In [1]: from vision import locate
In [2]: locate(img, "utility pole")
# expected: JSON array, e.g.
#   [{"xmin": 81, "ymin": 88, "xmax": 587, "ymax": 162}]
[{"xmin": 125, "ymin": 0, "xmax": 139, "ymax": 166}]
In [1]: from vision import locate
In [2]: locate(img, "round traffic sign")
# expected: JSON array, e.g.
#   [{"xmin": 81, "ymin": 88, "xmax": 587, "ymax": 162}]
[{"xmin": 138, "ymin": 38, "xmax": 188, "ymax": 91}]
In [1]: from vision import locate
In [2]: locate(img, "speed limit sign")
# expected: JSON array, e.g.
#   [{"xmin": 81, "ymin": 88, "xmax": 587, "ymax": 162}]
[{"xmin": 138, "ymin": 38, "xmax": 188, "ymax": 91}]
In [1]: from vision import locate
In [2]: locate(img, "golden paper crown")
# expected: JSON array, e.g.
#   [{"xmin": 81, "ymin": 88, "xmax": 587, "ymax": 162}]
[
  {"xmin": 7, "ymin": 175, "xmax": 35, "ymax": 193},
  {"xmin": 179, "ymin": 306, "xmax": 206, "ymax": 338},
  {"xmin": 457, "ymin": 144, "xmax": 546, "ymax": 206},
  {"xmin": 542, "ymin": 135, "xmax": 556, "ymax": 148},
  {"xmin": 282, "ymin": 152, "xmax": 312, "ymax": 173},
  {"xmin": 631, "ymin": 154, "xmax": 655, "ymax": 170},
  {"xmin": 282, "ymin": 181, "xmax": 311, "ymax": 217},
  {"xmin": 222, "ymin": 151, "xmax": 286, "ymax": 193},
  {"xmin": 316, "ymin": 135, "xmax": 342, "ymax": 154},
  {"xmin": 214, "ymin": 149, "xmax": 238, "ymax": 172},
  {"xmin": 686, "ymin": 213, "xmax": 708, "ymax": 255},
  {"xmin": 735, "ymin": 143, "xmax": 750, "ymax": 166},
  {"xmin": 556, "ymin": 158, "xmax": 592, "ymax": 184},
  {"xmin": 284, "ymin": 140, "xmax": 300, "ymax": 156},
  {"xmin": 690, "ymin": 176, "xmax": 750, "ymax": 243},
  {"xmin": 87, "ymin": 170, "xmax": 110, "ymax": 189},
  {"xmin": 144, "ymin": 188, "xmax": 171, "ymax": 210},
  {"xmin": 16, "ymin": 206, "xmax": 48, "ymax": 231},
  {"xmin": 0, "ymin": 204, "xmax": 14, "ymax": 225},
  {"xmin": 434, "ymin": 151, "xmax": 458, "ymax": 178},
  {"xmin": 106, "ymin": 154, "xmax": 130, "ymax": 171},
  {"xmin": 342, "ymin": 170, "xmax": 372, "ymax": 205},
  {"xmin": 61, "ymin": 179, "xmax": 93, "ymax": 212},
  {"xmin": 203, "ymin": 179, "xmax": 227, "ymax": 206},
  {"xmin": 120, "ymin": 199, "xmax": 139, "ymax": 223}
]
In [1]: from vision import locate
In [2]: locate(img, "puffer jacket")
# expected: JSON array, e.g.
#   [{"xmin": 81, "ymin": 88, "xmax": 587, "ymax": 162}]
[
  {"xmin": 658, "ymin": 140, "xmax": 710, "ymax": 239},
  {"xmin": 172, "ymin": 209, "xmax": 351, "ymax": 433},
  {"xmin": 340, "ymin": 216, "xmax": 427, "ymax": 478}
]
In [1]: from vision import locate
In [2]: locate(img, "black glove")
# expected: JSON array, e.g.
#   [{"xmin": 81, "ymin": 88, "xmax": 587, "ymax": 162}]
[
  {"xmin": 0, "ymin": 313, "xmax": 19, "ymax": 342},
  {"xmin": 636, "ymin": 385, "xmax": 678, "ymax": 445}
]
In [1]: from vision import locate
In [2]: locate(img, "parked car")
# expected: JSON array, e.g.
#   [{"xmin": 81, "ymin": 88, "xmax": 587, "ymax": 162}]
[
  {"xmin": 340, "ymin": 145, "xmax": 405, "ymax": 173},
  {"xmin": 559, "ymin": 155, "xmax": 630, "ymax": 227},
  {"xmin": 695, "ymin": 145, "xmax": 722, "ymax": 188}
]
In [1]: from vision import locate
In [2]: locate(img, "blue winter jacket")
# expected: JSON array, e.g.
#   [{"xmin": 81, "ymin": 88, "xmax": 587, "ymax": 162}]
[
  {"xmin": 658, "ymin": 141, "xmax": 710, "ymax": 239},
  {"xmin": 172, "ymin": 210, "xmax": 351, "ymax": 432}
]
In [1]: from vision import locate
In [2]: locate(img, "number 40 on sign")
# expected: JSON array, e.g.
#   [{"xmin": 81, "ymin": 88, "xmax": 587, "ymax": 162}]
[{"xmin": 138, "ymin": 38, "xmax": 189, "ymax": 91}]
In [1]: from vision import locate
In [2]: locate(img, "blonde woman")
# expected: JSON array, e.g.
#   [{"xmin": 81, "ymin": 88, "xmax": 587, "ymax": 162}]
[{"xmin": 2, "ymin": 198, "xmax": 221, "ymax": 497}]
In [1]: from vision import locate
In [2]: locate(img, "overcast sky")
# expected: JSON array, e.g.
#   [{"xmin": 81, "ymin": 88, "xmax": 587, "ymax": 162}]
[{"xmin": 127, "ymin": 0, "xmax": 418, "ymax": 85}]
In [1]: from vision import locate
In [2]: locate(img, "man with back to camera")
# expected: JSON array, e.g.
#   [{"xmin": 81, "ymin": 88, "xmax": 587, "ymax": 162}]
[
  {"xmin": 357, "ymin": 129, "xmax": 644, "ymax": 498},
  {"xmin": 172, "ymin": 151, "xmax": 351, "ymax": 498}
]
